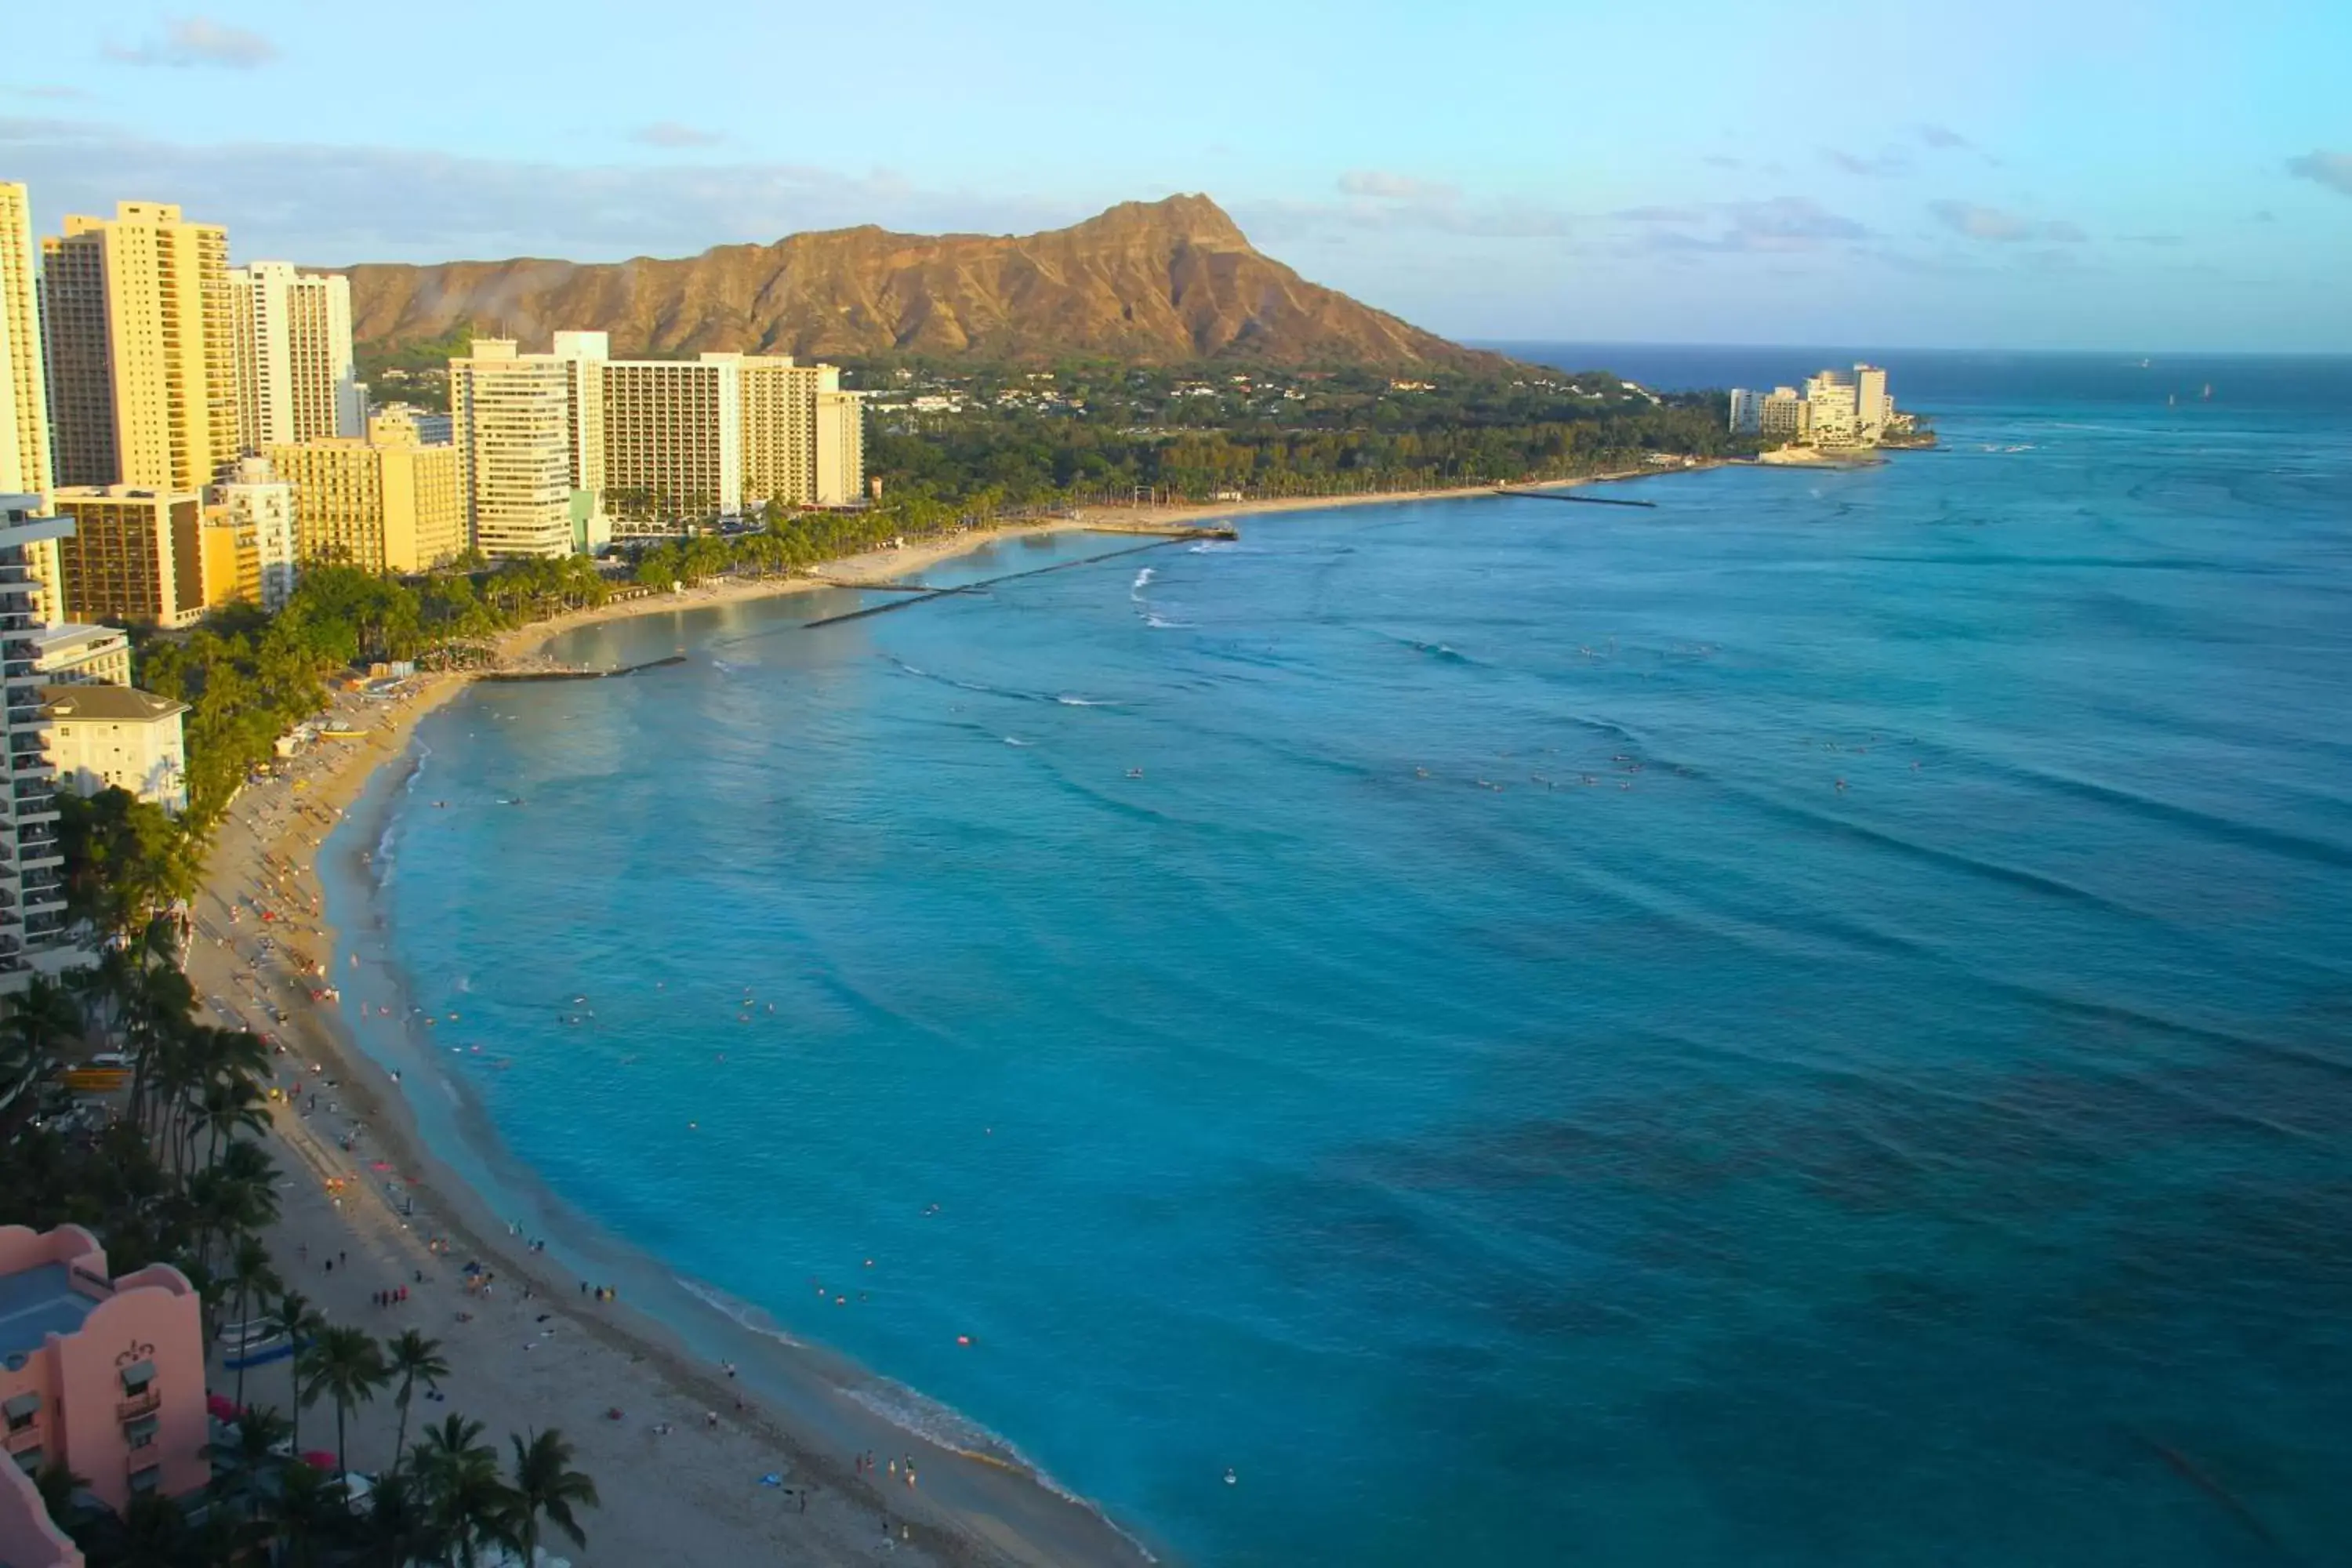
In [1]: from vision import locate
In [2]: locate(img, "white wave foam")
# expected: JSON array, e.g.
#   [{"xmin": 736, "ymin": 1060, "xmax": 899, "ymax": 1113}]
[
  {"xmin": 1130, "ymin": 567, "xmax": 1156, "ymax": 601},
  {"xmin": 674, "ymin": 1275, "xmax": 805, "ymax": 1349},
  {"xmin": 1188, "ymin": 541, "xmax": 1235, "ymax": 554},
  {"xmin": 1002, "ymin": 737, "xmax": 1035, "ymax": 747},
  {"xmin": 1143, "ymin": 615, "xmax": 1192, "ymax": 630},
  {"xmin": 1056, "ymin": 695, "xmax": 1114, "ymax": 707},
  {"xmin": 843, "ymin": 1382, "xmax": 1157, "ymax": 1561}
]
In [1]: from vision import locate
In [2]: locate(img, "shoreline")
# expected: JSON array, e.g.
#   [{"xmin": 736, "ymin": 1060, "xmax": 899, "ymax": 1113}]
[
  {"xmin": 496, "ymin": 461, "xmax": 1741, "ymax": 662},
  {"xmin": 180, "ymin": 462, "xmax": 1744, "ymax": 1565},
  {"xmin": 187, "ymin": 535, "xmax": 1166, "ymax": 1566}
]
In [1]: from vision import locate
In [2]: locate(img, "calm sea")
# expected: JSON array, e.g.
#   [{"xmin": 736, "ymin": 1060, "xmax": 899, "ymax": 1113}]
[{"xmin": 327, "ymin": 349, "xmax": 2352, "ymax": 1566}]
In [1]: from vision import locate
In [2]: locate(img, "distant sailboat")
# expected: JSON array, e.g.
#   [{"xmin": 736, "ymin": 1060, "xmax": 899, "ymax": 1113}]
[
  {"xmin": 2201, "ymin": 383, "xmax": 2214, "ymax": 400},
  {"xmin": 2167, "ymin": 393, "xmax": 2177, "ymax": 407}
]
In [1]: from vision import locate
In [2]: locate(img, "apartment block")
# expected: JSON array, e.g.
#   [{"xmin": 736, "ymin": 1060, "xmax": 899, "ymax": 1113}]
[
  {"xmin": 39, "ymin": 202, "xmax": 241, "ymax": 494},
  {"xmin": 213, "ymin": 456, "xmax": 298, "ymax": 610},
  {"xmin": 229, "ymin": 261, "xmax": 361, "ymax": 447},
  {"xmin": 816, "ymin": 386, "xmax": 866, "ymax": 507},
  {"xmin": 31, "ymin": 623, "xmax": 132, "ymax": 688},
  {"xmin": 269, "ymin": 410, "xmax": 462, "ymax": 574},
  {"xmin": 0, "ymin": 495, "xmax": 75, "ymax": 978},
  {"xmin": 601, "ymin": 354, "xmax": 741, "ymax": 529},
  {"xmin": 0, "ymin": 185, "xmax": 60, "ymax": 625},
  {"xmin": 448, "ymin": 341, "xmax": 584, "ymax": 558},
  {"xmin": 50, "ymin": 487, "xmax": 208, "ymax": 630}
]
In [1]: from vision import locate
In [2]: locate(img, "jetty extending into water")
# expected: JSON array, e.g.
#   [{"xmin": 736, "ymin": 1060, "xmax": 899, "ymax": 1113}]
[
  {"xmin": 1493, "ymin": 485, "xmax": 1658, "ymax": 510},
  {"xmin": 804, "ymin": 530, "xmax": 1231, "ymax": 630},
  {"xmin": 474, "ymin": 653, "xmax": 690, "ymax": 683}
]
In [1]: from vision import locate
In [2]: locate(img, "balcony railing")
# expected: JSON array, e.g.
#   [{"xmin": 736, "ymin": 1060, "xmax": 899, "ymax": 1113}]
[
  {"xmin": 117, "ymin": 1388, "xmax": 161, "ymax": 1422},
  {"xmin": 2, "ymin": 1424, "xmax": 42, "ymax": 1456}
]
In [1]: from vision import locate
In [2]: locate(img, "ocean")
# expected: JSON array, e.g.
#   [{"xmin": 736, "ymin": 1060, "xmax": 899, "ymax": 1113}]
[{"xmin": 325, "ymin": 349, "xmax": 2352, "ymax": 1566}]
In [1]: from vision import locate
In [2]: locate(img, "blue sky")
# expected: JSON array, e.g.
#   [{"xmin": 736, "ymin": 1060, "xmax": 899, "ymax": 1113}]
[{"xmin": 5, "ymin": 1, "xmax": 2349, "ymax": 350}]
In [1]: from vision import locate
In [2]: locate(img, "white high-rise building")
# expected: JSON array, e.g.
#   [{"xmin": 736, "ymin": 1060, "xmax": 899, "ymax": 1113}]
[
  {"xmin": 0, "ymin": 493, "xmax": 76, "ymax": 985},
  {"xmin": 1802, "ymin": 369, "xmax": 1862, "ymax": 446},
  {"xmin": 448, "ymin": 339, "xmax": 588, "ymax": 559},
  {"xmin": 1728, "ymin": 387, "xmax": 1766, "ymax": 434},
  {"xmin": 1852, "ymin": 364, "xmax": 1891, "ymax": 444},
  {"xmin": 215, "ymin": 456, "xmax": 299, "ymax": 611},
  {"xmin": 230, "ymin": 262, "xmax": 362, "ymax": 447}
]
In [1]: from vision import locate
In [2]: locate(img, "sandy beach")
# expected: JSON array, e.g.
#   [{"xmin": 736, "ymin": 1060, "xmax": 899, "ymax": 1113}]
[{"xmin": 177, "ymin": 472, "xmax": 1704, "ymax": 1565}]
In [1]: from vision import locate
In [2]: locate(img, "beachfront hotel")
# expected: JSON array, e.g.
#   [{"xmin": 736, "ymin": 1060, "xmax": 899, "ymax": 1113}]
[
  {"xmin": 453, "ymin": 332, "xmax": 868, "ymax": 541},
  {"xmin": 0, "ymin": 1225, "xmax": 209, "ymax": 1566},
  {"xmin": 269, "ymin": 409, "xmax": 464, "ymax": 574},
  {"xmin": 40, "ymin": 684, "xmax": 191, "ymax": 814},
  {"xmin": 228, "ymin": 260, "xmax": 364, "ymax": 448},
  {"xmin": 0, "ymin": 495, "xmax": 74, "ymax": 982},
  {"xmin": 39, "ymin": 202, "xmax": 243, "ymax": 495},
  {"xmin": 48, "ymin": 488, "xmax": 212, "ymax": 630},
  {"xmin": 1730, "ymin": 365, "xmax": 1897, "ymax": 447},
  {"xmin": 448, "ymin": 336, "xmax": 606, "ymax": 558},
  {"xmin": 30, "ymin": 623, "xmax": 132, "ymax": 688},
  {"xmin": 0, "ymin": 184, "xmax": 61, "ymax": 626},
  {"xmin": 212, "ymin": 456, "xmax": 300, "ymax": 612}
]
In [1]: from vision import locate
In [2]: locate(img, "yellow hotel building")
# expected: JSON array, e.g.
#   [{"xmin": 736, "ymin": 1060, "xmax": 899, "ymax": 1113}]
[
  {"xmin": 269, "ymin": 409, "xmax": 463, "ymax": 574},
  {"xmin": 40, "ymin": 201, "xmax": 241, "ymax": 495},
  {"xmin": 50, "ymin": 486, "xmax": 209, "ymax": 630}
]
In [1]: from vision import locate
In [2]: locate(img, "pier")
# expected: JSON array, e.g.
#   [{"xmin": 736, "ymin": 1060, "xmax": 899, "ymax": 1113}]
[
  {"xmin": 474, "ymin": 653, "xmax": 690, "ymax": 683},
  {"xmin": 1493, "ymin": 486, "xmax": 1657, "ymax": 510}
]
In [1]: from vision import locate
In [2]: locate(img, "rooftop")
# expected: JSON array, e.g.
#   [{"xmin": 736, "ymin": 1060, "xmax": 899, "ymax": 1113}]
[
  {"xmin": 0, "ymin": 1263, "xmax": 98, "ymax": 1360},
  {"xmin": 41, "ymin": 686, "xmax": 189, "ymax": 724}
]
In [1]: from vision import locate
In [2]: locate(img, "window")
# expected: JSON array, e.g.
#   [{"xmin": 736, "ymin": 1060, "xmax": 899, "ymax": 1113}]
[
  {"xmin": 120, "ymin": 1359, "xmax": 155, "ymax": 1396},
  {"xmin": 128, "ymin": 1462, "xmax": 161, "ymax": 1494},
  {"xmin": 126, "ymin": 1414, "xmax": 160, "ymax": 1448},
  {"xmin": 2, "ymin": 1392, "xmax": 36, "ymax": 1431}
]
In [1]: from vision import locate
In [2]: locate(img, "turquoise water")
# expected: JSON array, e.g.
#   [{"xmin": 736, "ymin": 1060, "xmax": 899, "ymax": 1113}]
[{"xmin": 332, "ymin": 358, "xmax": 2352, "ymax": 1566}]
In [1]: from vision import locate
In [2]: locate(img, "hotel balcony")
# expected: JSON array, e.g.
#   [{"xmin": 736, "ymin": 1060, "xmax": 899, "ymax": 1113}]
[
  {"xmin": 117, "ymin": 1388, "xmax": 162, "ymax": 1424},
  {"xmin": 1, "ymin": 1422, "xmax": 42, "ymax": 1457}
]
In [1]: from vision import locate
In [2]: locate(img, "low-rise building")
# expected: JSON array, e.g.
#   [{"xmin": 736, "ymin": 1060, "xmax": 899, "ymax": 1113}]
[
  {"xmin": 0, "ymin": 1224, "xmax": 207, "ymax": 1550},
  {"xmin": 41, "ymin": 684, "xmax": 190, "ymax": 813},
  {"xmin": 31, "ymin": 623, "xmax": 131, "ymax": 688}
]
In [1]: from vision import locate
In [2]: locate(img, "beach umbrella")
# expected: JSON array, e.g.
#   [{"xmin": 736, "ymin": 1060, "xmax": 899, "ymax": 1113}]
[
  {"xmin": 208, "ymin": 1394, "xmax": 240, "ymax": 1420},
  {"xmin": 301, "ymin": 1449, "xmax": 336, "ymax": 1470}
]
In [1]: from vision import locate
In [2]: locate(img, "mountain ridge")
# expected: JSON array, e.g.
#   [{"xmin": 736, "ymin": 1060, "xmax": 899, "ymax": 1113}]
[{"xmin": 341, "ymin": 194, "xmax": 1507, "ymax": 371}]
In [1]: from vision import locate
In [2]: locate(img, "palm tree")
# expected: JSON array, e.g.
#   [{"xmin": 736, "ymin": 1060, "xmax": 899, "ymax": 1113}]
[
  {"xmin": 415, "ymin": 1414, "xmax": 516, "ymax": 1568},
  {"xmin": 0, "ymin": 971, "xmax": 81, "ymax": 1139},
  {"xmin": 216, "ymin": 1406, "xmax": 292, "ymax": 1520},
  {"xmin": 271, "ymin": 1291, "xmax": 325, "ymax": 1450},
  {"xmin": 358, "ymin": 1468, "xmax": 441, "ymax": 1568},
  {"xmin": 384, "ymin": 1329, "xmax": 450, "ymax": 1468},
  {"xmin": 197, "ymin": 1070, "xmax": 271, "ymax": 1167},
  {"xmin": 507, "ymin": 1428, "xmax": 599, "ymax": 1564},
  {"xmin": 224, "ymin": 1237, "xmax": 283, "ymax": 1410},
  {"xmin": 300, "ymin": 1324, "xmax": 390, "ymax": 1479}
]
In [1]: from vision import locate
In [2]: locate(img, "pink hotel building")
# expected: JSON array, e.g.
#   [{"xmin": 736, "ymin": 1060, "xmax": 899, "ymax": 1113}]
[{"xmin": 0, "ymin": 1225, "xmax": 209, "ymax": 1568}]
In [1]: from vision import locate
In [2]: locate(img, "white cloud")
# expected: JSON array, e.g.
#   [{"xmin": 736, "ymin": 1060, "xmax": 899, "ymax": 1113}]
[
  {"xmin": 633, "ymin": 122, "xmax": 722, "ymax": 150},
  {"xmin": 1336, "ymin": 169, "xmax": 1461, "ymax": 203},
  {"xmin": 103, "ymin": 16, "xmax": 276, "ymax": 69},
  {"xmin": 1928, "ymin": 200, "xmax": 2085, "ymax": 243},
  {"xmin": 1915, "ymin": 125, "xmax": 1972, "ymax": 151},
  {"xmin": 1822, "ymin": 147, "xmax": 1910, "ymax": 177},
  {"xmin": 0, "ymin": 117, "xmax": 1075, "ymax": 262},
  {"xmin": 2, "ymin": 84, "xmax": 87, "ymax": 101},
  {"xmin": 2285, "ymin": 150, "xmax": 2352, "ymax": 197},
  {"xmin": 1629, "ymin": 197, "xmax": 1871, "ymax": 253}
]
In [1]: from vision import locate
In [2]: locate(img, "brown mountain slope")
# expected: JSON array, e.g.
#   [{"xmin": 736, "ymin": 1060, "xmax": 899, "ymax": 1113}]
[{"xmin": 343, "ymin": 194, "xmax": 1504, "ymax": 370}]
